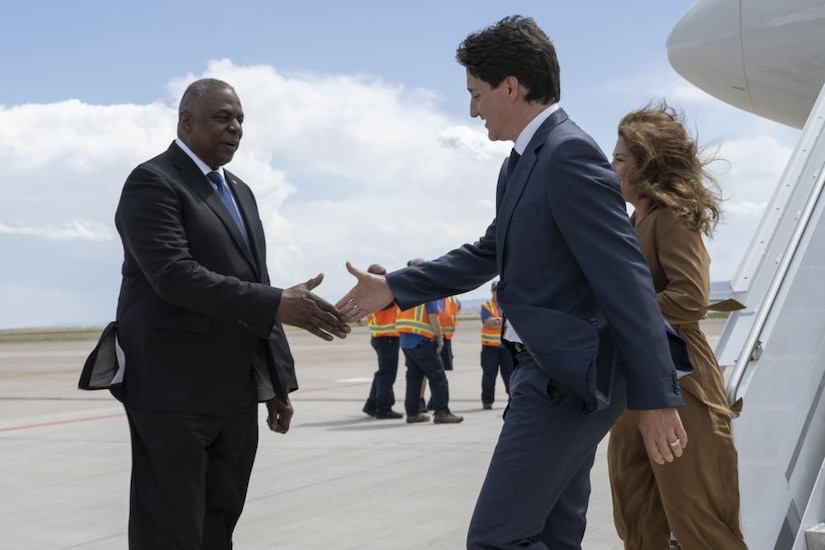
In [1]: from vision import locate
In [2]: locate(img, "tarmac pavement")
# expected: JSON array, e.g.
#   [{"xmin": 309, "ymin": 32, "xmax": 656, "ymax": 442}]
[{"xmin": 0, "ymin": 319, "xmax": 724, "ymax": 549}]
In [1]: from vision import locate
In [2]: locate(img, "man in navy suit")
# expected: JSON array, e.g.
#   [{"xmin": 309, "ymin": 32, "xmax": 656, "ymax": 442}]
[
  {"xmin": 337, "ymin": 16, "xmax": 687, "ymax": 549},
  {"xmin": 114, "ymin": 78, "xmax": 349, "ymax": 549}
]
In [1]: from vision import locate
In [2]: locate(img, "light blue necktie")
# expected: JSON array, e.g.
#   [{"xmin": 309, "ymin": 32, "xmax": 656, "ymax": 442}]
[{"xmin": 206, "ymin": 171, "xmax": 249, "ymax": 244}]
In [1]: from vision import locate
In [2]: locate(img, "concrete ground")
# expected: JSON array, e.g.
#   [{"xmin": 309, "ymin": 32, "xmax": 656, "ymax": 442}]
[{"xmin": 0, "ymin": 318, "xmax": 725, "ymax": 549}]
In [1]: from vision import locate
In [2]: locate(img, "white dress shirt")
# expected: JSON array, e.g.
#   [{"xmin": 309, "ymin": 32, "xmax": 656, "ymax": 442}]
[{"xmin": 503, "ymin": 103, "xmax": 560, "ymax": 343}]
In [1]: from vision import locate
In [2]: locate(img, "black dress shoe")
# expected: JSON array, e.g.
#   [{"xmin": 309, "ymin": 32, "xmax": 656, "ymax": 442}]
[
  {"xmin": 374, "ymin": 410, "xmax": 403, "ymax": 419},
  {"xmin": 362, "ymin": 404, "xmax": 376, "ymax": 417}
]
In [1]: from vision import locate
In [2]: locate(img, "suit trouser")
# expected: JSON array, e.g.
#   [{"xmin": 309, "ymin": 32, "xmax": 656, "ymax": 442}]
[
  {"xmin": 608, "ymin": 389, "xmax": 746, "ymax": 550},
  {"xmin": 365, "ymin": 336, "xmax": 400, "ymax": 413},
  {"xmin": 125, "ymin": 406, "xmax": 258, "ymax": 550},
  {"xmin": 467, "ymin": 353, "xmax": 626, "ymax": 550},
  {"xmin": 480, "ymin": 345, "xmax": 513, "ymax": 405}
]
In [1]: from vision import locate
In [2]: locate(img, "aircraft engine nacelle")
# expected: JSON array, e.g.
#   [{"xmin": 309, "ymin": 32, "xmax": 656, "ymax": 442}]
[{"xmin": 667, "ymin": 0, "xmax": 825, "ymax": 129}]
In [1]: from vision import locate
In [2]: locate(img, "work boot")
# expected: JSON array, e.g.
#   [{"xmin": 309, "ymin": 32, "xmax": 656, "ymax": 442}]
[
  {"xmin": 433, "ymin": 410, "xmax": 464, "ymax": 424},
  {"xmin": 406, "ymin": 413, "xmax": 430, "ymax": 424}
]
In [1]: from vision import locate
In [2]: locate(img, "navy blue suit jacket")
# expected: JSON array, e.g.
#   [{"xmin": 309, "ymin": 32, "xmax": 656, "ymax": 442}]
[{"xmin": 387, "ymin": 109, "xmax": 683, "ymax": 412}]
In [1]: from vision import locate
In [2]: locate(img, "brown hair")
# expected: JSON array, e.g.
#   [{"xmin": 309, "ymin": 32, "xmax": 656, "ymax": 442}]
[
  {"xmin": 618, "ymin": 102, "xmax": 722, "ymax": 236},
  {"xmin": 456, "ymin": 15, "xmax": 560, "ymax": 104}
]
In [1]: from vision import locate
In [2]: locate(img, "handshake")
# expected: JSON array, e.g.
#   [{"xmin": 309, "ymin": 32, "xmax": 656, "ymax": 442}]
[{"xmin": 275, "ymin": 262, "xmax": 394, "ymax": 341}]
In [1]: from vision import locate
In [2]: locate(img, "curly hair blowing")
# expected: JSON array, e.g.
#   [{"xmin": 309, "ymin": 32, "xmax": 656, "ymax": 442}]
[{"xmin": 618, "ymin": 102, "xmax": 722, "ymax": 237}]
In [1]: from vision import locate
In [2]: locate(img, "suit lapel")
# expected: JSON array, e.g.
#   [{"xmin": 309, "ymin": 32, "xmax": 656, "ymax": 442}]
[
  {"xmin": 168, "ymin": 144, "xmax": 260, "ymax": 277},
  {"xmin": 495, "ymin": 109, "xmax": 569, "ymax": 264}
]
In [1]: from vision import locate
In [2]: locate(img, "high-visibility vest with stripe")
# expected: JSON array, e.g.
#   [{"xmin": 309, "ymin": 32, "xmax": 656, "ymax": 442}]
[
  {"xmin": 480, "ymin": 299, "xmax": 503, "ymax": 346},
  {"xmin": 367, "ymin": 304, "xmax": 400, "ymax": 337},
  {"xmin": 438, "ymin": 296, "xmax": 460, "ymax": 340},
  {"xmin": 396, "ymin": 304, "xmax": 436, "ymax": 339}
]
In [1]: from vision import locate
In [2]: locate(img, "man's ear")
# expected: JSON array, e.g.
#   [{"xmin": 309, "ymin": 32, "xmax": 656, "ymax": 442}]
[
  {"xmin": 504, "ymin": 75, "xmax": 525, "ymax": 101},
  {"xmin": 179, "ymin": 111, "xmax": 191, "ymax": 133}
]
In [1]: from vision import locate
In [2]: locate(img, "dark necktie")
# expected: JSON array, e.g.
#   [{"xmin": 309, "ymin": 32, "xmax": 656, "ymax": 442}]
[
  {"xmin": 207, "ymin": 171, "xmax": 249, "ymax": 244},
  {"xmin": 506, "ymin": 149, "xmax": 521, "ymax": 180}
]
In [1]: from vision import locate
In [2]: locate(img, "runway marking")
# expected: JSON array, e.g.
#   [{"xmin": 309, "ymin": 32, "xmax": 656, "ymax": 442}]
[{"xmin": 0, "ymin": 410, "xmax": 123, "ymax": 433}]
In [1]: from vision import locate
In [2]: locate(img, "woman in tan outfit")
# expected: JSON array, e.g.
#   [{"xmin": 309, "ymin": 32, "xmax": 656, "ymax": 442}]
[{"xmin": 607, "ymin": 103, "xmax": 748, "ymax": 549}]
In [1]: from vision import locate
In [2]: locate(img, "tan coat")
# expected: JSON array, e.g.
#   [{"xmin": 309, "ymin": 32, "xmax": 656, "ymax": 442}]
[
  {"xmin": 608, "ymin": 205, "xmax": 747, "ymax": 549},
  {"xmin": 632, "ymin": 205, "xmax": 732, "ymax": 416}
]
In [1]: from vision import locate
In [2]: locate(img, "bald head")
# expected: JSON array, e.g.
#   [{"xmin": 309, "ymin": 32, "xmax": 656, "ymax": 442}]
[
  {"xmin": 176, "ymin": 78, "xmax": 244, "ymax": 169},
  {"xmin": 178, "ymin": 78, "xmax": 235, "ymax": 115}
]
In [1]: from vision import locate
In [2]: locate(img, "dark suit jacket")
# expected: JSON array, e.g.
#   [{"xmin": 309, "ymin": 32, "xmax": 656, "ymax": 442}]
[
  {"xmin": 387, "ymin": 109, "xmax": 682, "ymax": 412},
  {"xmin": 113, "ymin": 142, "xmax": 297, "ymax": 414}
]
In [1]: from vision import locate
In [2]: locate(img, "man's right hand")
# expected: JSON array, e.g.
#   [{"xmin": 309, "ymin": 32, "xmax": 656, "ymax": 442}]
[
  {"xmin": 276, "ymin": 273, "xmax": 350, "ymax": 341},
  {"xmin": 335, "ymin": 262, "xmax": 395, "ymax": 322}
]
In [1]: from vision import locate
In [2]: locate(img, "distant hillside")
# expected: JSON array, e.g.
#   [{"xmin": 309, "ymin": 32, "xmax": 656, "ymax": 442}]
[
  {"xmin": 0, "ymin": 327, "xmax": 102, "ymax": 342},
  {"xmin": 710, "ymin": 281, "xmax": 734, "ymax": 302}
]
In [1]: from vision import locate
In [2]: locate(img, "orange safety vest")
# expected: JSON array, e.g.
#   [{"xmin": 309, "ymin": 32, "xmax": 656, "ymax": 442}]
[
  {"xmin": 396, "ymin": 304, "xmax": 436, "ymax": 339},
  {"xmin": 367, "ymin": 304, "xmax": 400, "ymax": 337},
  {"xmin": 480, "ymin": 299, "xmax": 503, "ymax": 346},
  {"xmin": 438, "ymin": 296, "xmax": 460, "ymax": 340}
]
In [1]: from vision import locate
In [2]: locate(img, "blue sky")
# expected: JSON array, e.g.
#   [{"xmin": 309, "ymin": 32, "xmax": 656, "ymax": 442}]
[{"xmin": 0, "ymin": 1, "xmax": 800, "ymax": 328}]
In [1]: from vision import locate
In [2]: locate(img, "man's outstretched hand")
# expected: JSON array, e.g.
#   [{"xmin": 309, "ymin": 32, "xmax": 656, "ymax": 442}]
[
  {"xmin": 335, "ymin": 262, "xmax": 395, "ymax": 322},
  {"xmin": 276, "ymin": 273, "xmax": 350, "ymax": 341}
]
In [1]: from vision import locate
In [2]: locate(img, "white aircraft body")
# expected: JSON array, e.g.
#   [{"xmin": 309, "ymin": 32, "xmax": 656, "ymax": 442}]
[
  {"xmin": 668, "ymin": 1, "xmax": 825, "ymax": 548},
  {"xmin": 669, "ymin": 0, "xmax": 825, "ymax": 130}
]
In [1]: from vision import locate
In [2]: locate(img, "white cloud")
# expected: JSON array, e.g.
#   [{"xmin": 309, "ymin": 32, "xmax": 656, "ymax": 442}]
[
  {"xmin": 186, "ymin": 60, "xmax": 508, "ymax": 298},
  {"xmin": 599, "ymin": 67, "xmax": 801, "ymax": 282},
  {"xmin": 0, "ymin": 99, "xmax": 175, "ymax": 238},
  {"xmin": 0, "ymin": 59, "xmax": 805, "ymax": 327},
  {"xmin": 0, "ymin": 99, "xmax": 173, "ymax": 170},
  {"xmin": 605, "ymin": 70, "xmax": 722, "ymax": 106},
  {"xmin": 0, "ymin": 219, "xmax": 114, "ymax": 240},
  {"xmin": 724, "ymin": 201, "xmax": 769, "ymax": 216},
  {"xmin": 0, "ymin": 60, "xmax": 508, "ymax": 327},
  {"xmin": 692, "ymin": 110, "xmax": 796, "ymax": 281}
]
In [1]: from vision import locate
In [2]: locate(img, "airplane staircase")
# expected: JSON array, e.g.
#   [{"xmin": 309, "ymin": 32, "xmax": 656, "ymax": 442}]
[{"xmin": 717, "ymin": 81, "xmax": 825, "ymax": 550}]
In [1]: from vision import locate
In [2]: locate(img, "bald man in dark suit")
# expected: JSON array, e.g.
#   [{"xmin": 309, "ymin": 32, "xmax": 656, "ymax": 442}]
[{"xmin": 114, "ymin": 78, "xmax": 349, "ymax": 549}]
